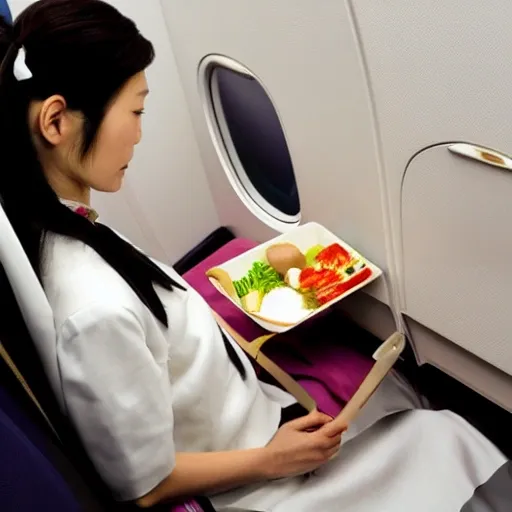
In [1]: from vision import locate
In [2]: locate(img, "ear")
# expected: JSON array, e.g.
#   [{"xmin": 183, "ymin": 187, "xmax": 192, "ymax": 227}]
[{"xmin": 37, "ymin": 95, "xmax": 73, "ymax": 146}]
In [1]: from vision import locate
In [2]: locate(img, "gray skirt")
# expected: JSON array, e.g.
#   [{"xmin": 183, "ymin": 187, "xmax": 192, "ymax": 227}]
[{"xmin": 211, "ymin": 372, "xmax": 508, "ymax": 512}]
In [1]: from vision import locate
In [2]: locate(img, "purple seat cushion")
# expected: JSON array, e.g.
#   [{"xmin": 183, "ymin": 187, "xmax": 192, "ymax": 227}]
[
  {"xmin": 0, "ymin": 387, "xmax": 82, "ymax": 511},
  {"xmin": 183, "ymin": 239, "xmax": 373, "ymax": 417}
]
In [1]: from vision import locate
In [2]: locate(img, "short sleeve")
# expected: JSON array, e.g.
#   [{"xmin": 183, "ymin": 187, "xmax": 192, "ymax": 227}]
[{"xmin": 57, "ymin": 303, "xmax": 175, "ymax": 501}]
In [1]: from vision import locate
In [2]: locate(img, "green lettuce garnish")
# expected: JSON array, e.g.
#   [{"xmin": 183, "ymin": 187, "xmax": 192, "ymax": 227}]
[
  {"xmin": 233, "ymin": 261, "xmax": 284, "ymax": 298},
  {"xmin": 233, "ymin": 262, "xmax": 285, "ymax": 312}
]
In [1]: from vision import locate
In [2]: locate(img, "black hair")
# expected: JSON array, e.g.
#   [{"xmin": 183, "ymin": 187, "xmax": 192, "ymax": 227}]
[{"xmin": 0, "ymin": 0, "xmax": 245, "ymax": 376}]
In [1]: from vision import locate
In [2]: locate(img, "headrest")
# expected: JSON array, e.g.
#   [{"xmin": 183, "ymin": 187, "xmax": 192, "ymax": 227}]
[
  {"xmin": 0, "ymin": 0, "xmax": 13, "ymax": 24},
  {"xmin": 0, "ymin": 203, "xmax": 62, "ymax": 406}
]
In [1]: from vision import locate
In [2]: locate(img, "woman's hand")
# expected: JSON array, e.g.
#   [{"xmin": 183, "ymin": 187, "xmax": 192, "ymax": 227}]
[
  {"xmin": 137, "ymin": 411, "xmax": 346, "ymax": 507},
  {"xmin": 263, "ymin": 410, "xmax": 347, "ymax": 479}
]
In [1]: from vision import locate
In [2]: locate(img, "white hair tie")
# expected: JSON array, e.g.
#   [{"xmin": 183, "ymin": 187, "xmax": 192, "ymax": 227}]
[{"xmin": 13, "ymin": 46, "xmax": 32, "ymax": 82}]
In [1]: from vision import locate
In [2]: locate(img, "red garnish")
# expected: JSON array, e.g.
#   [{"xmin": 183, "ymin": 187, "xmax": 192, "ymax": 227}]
[
  {"xmin": 299, "ymin": 267, "xmax": 339, "ymax": 290},
  {"xmin": 315, "ymin": 243, "xmax": 351, "ymax": 268},
  {"xmin": 299, "ymin": 243, "xmax": 373, "ymax": 306},
  {"xmin": 315, "ymin": 266, "xmax": 372, "ymax": 305}
]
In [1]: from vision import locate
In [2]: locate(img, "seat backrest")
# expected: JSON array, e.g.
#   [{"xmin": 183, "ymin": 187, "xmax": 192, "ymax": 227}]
[
  {"xmin": 0, "ymin": 211, "xmax": 170, "ymax": 510},
  {"xmin": 0, "ymin": 195, "xmax": 219, "ymax": 510},
  {"xmin": 0, "ymin": 259, "xmax": 112, "ymax": 510},
  {"xmin": 0, "ymin": 369, "xmax": 83, "ymax": 511},
  {"xmin": 0, "ymin": 0, "xmax": 12, "ymax": 23},
  {"xmin": 0, "ymin": 2, "xmax": 96, "ymax": 505},
  {"xmin": 0, "ymin": 1, "xmax": 84, "ymax": 506},
  {"xmin": 0, "ymin": 227, "xmax": 228, "ymax": 512}
]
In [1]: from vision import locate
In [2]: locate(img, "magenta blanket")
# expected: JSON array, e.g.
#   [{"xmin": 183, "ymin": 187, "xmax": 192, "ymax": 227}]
[{"xmin": 183, "ymin": 238, "xmax": 373, "ymax": 417}]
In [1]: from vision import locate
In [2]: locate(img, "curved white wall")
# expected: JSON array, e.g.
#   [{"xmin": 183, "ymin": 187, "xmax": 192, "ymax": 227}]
[
  {"xmin": 162, "ymin": 0, "xmax": 393, "ymax": 306},
  {"xmin": 164, "ymin": 0, "xmax": 512, "ymax": 409},
  {"xmin": 353, "ymin": 0, "xmax": 512, "ymax": 409},
  {"xmin": 353, "ymin": 1, "xmax": 512, "ymax": 305}
]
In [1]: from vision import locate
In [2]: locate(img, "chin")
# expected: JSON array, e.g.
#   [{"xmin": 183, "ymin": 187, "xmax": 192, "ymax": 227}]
[{"xmin": 94, "ymin": 180, "xmax": 124, "ymax": 194}]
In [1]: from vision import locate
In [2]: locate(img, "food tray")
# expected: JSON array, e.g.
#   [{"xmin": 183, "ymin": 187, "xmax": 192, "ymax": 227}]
[{"xmin": 207, "ymin": 222, "xmax": 382, "ymax": 333}]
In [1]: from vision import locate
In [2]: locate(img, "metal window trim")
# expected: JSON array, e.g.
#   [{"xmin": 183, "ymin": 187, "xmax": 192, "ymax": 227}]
[{"xmin": 198, "ymin": 54, "xmax": 301, "ymax": 232}]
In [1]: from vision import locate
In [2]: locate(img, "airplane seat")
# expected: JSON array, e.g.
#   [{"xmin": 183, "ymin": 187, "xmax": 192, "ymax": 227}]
[
  {"xmin": 0, "ymin": 338, "xmax": 225, "ymax": 512},
  {"xmin": 0, "ymin": 197, "xmax": 258, "ymax": 512},
  {"xmin": 0, "ymin": 262, "xmax": 126, "ymax": 510},
  {"xmin": 0, "ymin": 0, "xmax": 106, "ymax": 508},
  {"xmin": 0, "ymin": 366, "xmax": 94, "ymax": 511},
  {"xmin": 0, "ymin": 0, "xmax": 11, "ymax": 23},
  {"xmin": 0, "ymin": 241, "xmax": 131, "ymax": 509}
]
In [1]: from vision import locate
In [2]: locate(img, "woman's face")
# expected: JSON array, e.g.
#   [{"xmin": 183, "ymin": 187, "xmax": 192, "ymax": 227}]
[
  {"xmin": 83, "ymin": 72, "xmax": 148, "ymax": 193},
  {"xmin": 31, "ymin": 71, "xmax": 148, "ymax": 201}
]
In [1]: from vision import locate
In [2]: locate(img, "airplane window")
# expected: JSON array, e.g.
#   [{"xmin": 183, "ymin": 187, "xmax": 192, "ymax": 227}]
[{"xmin": 201, "ymin": 56, "xmax": 301, "ymax": 230}]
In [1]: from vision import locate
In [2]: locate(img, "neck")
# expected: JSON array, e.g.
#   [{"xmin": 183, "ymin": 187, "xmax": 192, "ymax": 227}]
[
  {"xmin": 61, "ymin": 188, "xmax": 91, "ymax": 206},
  {"xmin": 45, "ymin": 168, "xmax": 91, "ymax": 206}
]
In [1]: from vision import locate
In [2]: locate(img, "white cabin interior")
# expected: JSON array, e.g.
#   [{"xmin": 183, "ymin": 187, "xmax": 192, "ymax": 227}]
[{"xmin": 6, "ymin": 0, "xmax": 512, "ymax": 443}]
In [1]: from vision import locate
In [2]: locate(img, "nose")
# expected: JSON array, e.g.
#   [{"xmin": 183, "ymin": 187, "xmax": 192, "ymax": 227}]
[{"xmin": 135, "ymin": 119, "xmax": 142, "ymax": 145}]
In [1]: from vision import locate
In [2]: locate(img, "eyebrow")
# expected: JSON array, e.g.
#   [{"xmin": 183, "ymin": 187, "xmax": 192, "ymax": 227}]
[{"xmin": 138, "ymin": 89, "xmax": 150, "ymax": 97}]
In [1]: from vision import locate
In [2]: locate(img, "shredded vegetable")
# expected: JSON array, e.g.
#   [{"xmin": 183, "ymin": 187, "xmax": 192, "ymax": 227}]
[{"xmin": 233, "ymin": 261, "xmax": 284, "ymax": 298}]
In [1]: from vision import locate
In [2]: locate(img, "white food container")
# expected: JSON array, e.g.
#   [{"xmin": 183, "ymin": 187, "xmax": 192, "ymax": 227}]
[{"xmin": 207, "ymin": 222, "xmax": 383, "ymax": 333}]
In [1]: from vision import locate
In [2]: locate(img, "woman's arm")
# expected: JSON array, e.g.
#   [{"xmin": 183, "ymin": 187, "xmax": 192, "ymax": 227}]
[
  {"xmin": 59, "ymin": 303, "xmax": 344, "ymax": 506},
  {"xmin": 136, "ymin": 448, "xmax": 270, "ymax": 508},
  {"xmin": 137, "ymin": 411, "xmax": 345, "ymax": 508}
]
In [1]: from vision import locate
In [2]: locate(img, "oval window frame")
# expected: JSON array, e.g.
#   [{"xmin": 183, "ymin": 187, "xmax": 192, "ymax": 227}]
[{"xmin": 198, "ymin": 54, "xmax": 301, "ymax": 232}]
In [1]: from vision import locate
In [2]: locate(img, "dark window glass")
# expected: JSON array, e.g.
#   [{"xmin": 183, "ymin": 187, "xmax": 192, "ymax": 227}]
[{"xmin": 213, "ymin": 67, "xmax": 300, "ymax": 218}]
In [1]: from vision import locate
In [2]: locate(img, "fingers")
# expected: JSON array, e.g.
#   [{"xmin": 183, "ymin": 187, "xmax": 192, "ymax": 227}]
[
  {"xmin": 316, "ymin": 431, "xmax": 342, "ymax": 450},
  {"xmin": 319, "ymin": 419, "xmax": 348, "ymax": 438},
  {"xmin": 289, "ymin": 410, "xmax": 333, "ymax": 431},
  {"xmin": 312, "ymin": 434, "xmax": 342, "ymax": 467},
  {"xmin": 322, "ymin": 433, "xmax": 342, "ymax": 457},
  {"xmin": 326, "ymin": 444, "xmax": 341, "ymax": 460}
]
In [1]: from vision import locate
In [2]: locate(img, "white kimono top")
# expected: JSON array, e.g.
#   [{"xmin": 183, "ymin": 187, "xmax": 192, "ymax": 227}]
[{"xmin": 42, "ymin": 222, "xmax": 294, "ymax": 501}]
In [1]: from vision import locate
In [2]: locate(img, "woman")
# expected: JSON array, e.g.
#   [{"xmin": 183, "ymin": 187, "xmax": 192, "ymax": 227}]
[{"xmin": 0, "ymin": 1, "xmax": 506, "ymax": 511}]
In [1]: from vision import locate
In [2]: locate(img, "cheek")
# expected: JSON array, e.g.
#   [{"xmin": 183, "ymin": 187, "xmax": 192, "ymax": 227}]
[
  {"xmin": 111, "ymin": 118, "xmax": 140, "ymax": 158},
  {"xmin": 100, "ymin": 124, "xmax": 136, "ymax": 165},
  {"xmin": 84, "ymin": 138, "xmax": 127, "ymax": 191},
  {"xmin": 82, "ymin": 115, "xmax": 140, "ymax": 192}
]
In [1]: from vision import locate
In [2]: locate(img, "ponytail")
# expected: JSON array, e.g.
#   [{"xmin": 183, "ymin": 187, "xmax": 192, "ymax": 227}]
[{"xmin": 0, "ymin": 1, "xmax": 246, "ymax": 379}]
